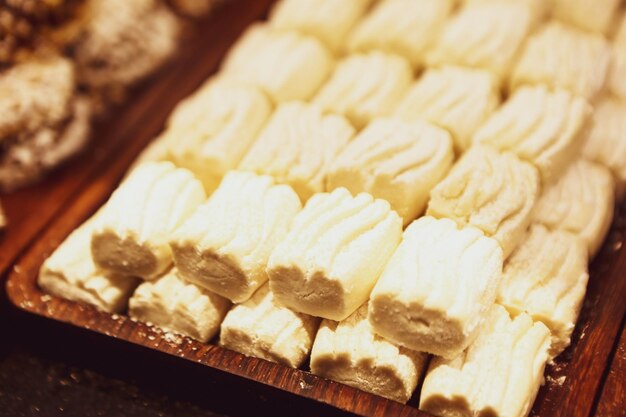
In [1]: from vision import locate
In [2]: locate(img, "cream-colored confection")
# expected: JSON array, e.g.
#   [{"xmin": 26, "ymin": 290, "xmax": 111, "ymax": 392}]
[
  {"xmin": 609, "ymin": 43, "xmax": 626, "ymax": 101},
  {"xmin": 269, "ymin": 0, "xmax": 374, "ymax": 53},
  {"xmin": 498, "ymin": 224, "xmax": 588, "ymax": 357},
  {"xmin": 221, "ymin": 23, "xmax": 334, "ymax": 102},
  {"xmin": 395, "ymin": 66, "xmax": 500, "ymax": 152},
  {"xmin": 473, "ymin": 86, "xmax": 592, "ymax": 183},
  {"xmin": 346, "ymin": 0, "xmax": 454, "ymax": 68},
  {"xmin": 581, "ymin": 96, "xmax": 626, "ymax": 195},
  {"xmin": 39, "ymin": 214, "xmax": 139, "ymax": 313},
  {"xmin": 312, "ymin": 51, "xmax": 413, "ymax": 129},
  {"xmin": 369, "ymin": 217, "xmax": 503, "ymax": 359},
  {"xmin": 268, "ymin": 188, "xmax": 402, "ymax": 321},
  {"xmin": 170, "ymin": 171, "xmax": 301, "ymax": 303},
  {"xmin": 420, "ymin": 305, "xmax": 550, "ymax": 417},
  {"xmin": 510, "ymin": 21, "xmax": 611, "ymax": 100},
  {"xmin": 238, "ymin": 102, "xmax": 355, "ymax": 201},
  {"xmin": 426, "ymin": 2, "xmax": 534, "ymax": 80},
  {"xmin": 533, "ymin": 159, "xmax": 614, "ymax": 258},
  {"xmin": 129, "ymin": 269, "xmax": 230, "ymax": 342},
  {"xmin": 460, "ymin": 0, "xmax": 548, "ymax": 23},
  {"xmin": 92, "ymin": 162, "xmax": 206, "ymax": 279},
  {"xmin": 310, "ymin": 303, "xmax": 428, "ymax": 403},
  {"xmin": 155, "ymin": 78, "xmax": 273, "ymax": 193},
  {"xmin": 219, "ymin": 284, "xmax": 320, "ymax": 368},
  {"xmin": 427, "ymin": 146, "xmax": 540, "ymax": 258},
  {"xmin": 327, "ymin": 118, "xmax": 453, "ymax": 226},
  {"xmin": 551, "ymin": 0, "xmax": 621, "ymax": 35}
]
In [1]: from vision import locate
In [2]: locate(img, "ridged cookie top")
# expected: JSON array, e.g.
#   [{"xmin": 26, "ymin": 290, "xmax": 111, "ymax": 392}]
[
  {"xmin": 374, "ymin": 216, "xmax": 502, "ymax": 323},
  {"xmin": 313, "ymin": 51, "xmax": 413, "ymax": 129},
  {"xmin": 239, "ymin": 102, "xmax": 355, "ymax": 201},
  {"xmin": 427, "ymin": 145, "xmax": 540, "ymax": 258},
  {"xmin": 510, "ymin": 21, "xmax": 611, "ymax": 100},
  {"xmin": 551, "ymin": 0, "xmax": 621, "ymax": 34},
  {"xmin": 346, "ymin": 0, "xmax": 454, "ymax": 68},
  {"xmin": 270, "ymin": 188, "xmax": 401, "ymax": 278},
  {"xmin": 158, "ymin": 79, "xmax": 273, "ymax": 192},
  {"xmin": 533, "ymin": 159, "xmax": 614, "ymax": 258},
  {"xmin": 459, "ymin": 0, "xmax": 548, "ymax": 25},
  {"xmin": 327, "ymin": 117, "xmax": 453, "ymax": 224},
  {"xmin": 426, "ymin": 2, "xmax": 534, "ymax": 79},
  {"xmin": 498, "ymin": 224, "xmax": 588, "ymax": 355},
  {"xmin": 0, "ymin": 55, "xmax": 74, "ymax": 140},
  {"xmin": 222, "ymin": 23, "xmax": 334, "ymax": 102},
  {"xmin": 269, "ymin": 0, "xmax": 374, "ymax": 52},
  {"xmin": 420, "ymin": 305, "xmax": 550, "ymax": 417},
  {"xmin": 474, "ymin": 86, "xmax": 592, "ymax": 183},
  {"xmin": 395, "ymin": 66, "xmax": 500, "ymax": 152},
  {"xmin": 582, "ymin": 96, "xmax": 626, "ymax": 187},
  {"xmin": 609, "ymin": 41, "xmax": 626, "ymax": 101},
  {"xmin": 97, "ymin": 162, "xmax": 206, "ymax": 244},
  {"xmin": 172, "ymin": 171, "xmax": 302, "ymax": 272}
]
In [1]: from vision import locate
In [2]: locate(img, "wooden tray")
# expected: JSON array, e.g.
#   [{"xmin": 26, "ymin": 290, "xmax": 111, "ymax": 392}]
[{"xmin": 5, "ymin": 1, "xmax": 626, "ymax": 416}]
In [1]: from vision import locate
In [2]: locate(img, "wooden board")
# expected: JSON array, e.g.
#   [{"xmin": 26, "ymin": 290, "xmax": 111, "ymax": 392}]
[
  {"xmin": 595, "ymin": 322, "xmax": 626, "ymax": 417},
  {"xmin": 4, "ymin": 0, "xmax": 626, "ymax": 415}
]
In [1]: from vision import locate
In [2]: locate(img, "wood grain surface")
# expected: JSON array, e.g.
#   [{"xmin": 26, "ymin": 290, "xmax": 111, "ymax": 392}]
[
  {"xmin": 3, "ymin": 0, "xmax": 625, "ymax": 416},
  {"xmin": 595, "ymin": 322, "xmax": 626, "ymax": 417}
]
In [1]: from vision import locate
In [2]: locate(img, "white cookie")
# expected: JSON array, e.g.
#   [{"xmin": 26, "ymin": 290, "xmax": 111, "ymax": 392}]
[
  {"xmin": 269, "ymin": 0, "xmax": 374, "ymax": 53},
  {"xmin": 221, "ymin": 23, "xmax": 334, "ymax": 102},
  {"xmin": 395, "ymin": 66, "xmax": 500, "ymax": 152},
  {"xmin": 129, "ymin": 269, "xmax": 230, "ymax": 342},
  {"xmin": 510, "ymin": 21, "xmax": 611, "ymax": 100},
  {"xmin": 155, "ymin": 78, "xmax": 273, "ymax": 193},
  {"xmin": 551, "ymin": 0, "xmax": 621, "ymax": 35},
  {"xmin": 346, "ymin": 0, "xmax": 454, "ymax": 68},
  {"xmin": 268, "ymin": 188, "xmax": 402, "ymax": 321},
  {"xmin": 369, "ymin": 217, "xmax": 503, "ymax": 359},
  {"xmin": 498, "ymin": 224, "xmax": 589, "ymax": 357},
  {"xmin": 170, "ymin": 171, "xmax": 301, "ymax": 303},
  {"xmin": 39, "ymin": 214, "xmax": 139, "ymax": 313},
  {"xmin": 219, "ymin": 284, "xmax": 320, "ymax": 368},
  {"xmin": 533, "ymin": 159, "xmax": 614, "ymax": 258},
  {"xmin": 92, "ymin": 162, "xmax": 206, "ymax": 279},
  {"xmin": 310, "ymin": 303, "xmax": 428, "ymax": 403},
  {"xmin": 420, "ymin": 305, "xmax": 550, "ymax": 417},
  {"xmin": 313, "ymin": 51, "xmax": 413, "ymax": 129},
  {"xmin": 238, "ymin": 102, "xmax": 355, "ymax": 201},
  {"xmin": 609, "ymin": 43, "xmax": 626, "ymax": 101},
  {"xmin": 427, "ymin": 2, "xmax": 535, "ymax": 80},
  {"xmin": 459, "ymin": 0, "xmax": 548, "ymax": 25},
  {"xmin": 327, "ymin": 117, "xmax": 453, "ymax": 225},
  {"xmin": 427, "ymin": 145, "xmax": 540, "ymax": 258},
  {"xmin": 474, "ymin": 85, "xmax": 592, "ymax": 183}
]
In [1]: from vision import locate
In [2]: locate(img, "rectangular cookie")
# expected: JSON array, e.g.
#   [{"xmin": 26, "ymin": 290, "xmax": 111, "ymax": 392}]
[
  {"xmin": 269, "ymin": 0, "xmax": 374, "ymax": 53},
  {"xmin": 426, "ymin": 2, "xmax": 535, "ymax": 80},
  {"xmin": 369, "ymin": 216, "xmax": 503, "ymax": 359},
  {"xmin": 310, "ymin": 303, "xmax": 428, "ymax": 403},
  {"xmin": 420, "ymin": 305, "xmax": 551, "ymax": 417},
  {"xmin": 170, "ymin": 171, "xmax": 302, "ymax": 303},
  {"xmin": 510, "ymin": 21, "xmax": 611, "ymax": 100},
  {"xmin": 427, "ymin": 145, "xmax": 540, "ymax": 258},
  {"xmin": 91, "ymin": 161, "xmax": 206, "ymax": 279},
  {"xmin": 498, "ymin": 224, "xmax": 589, "ymax": 357},
  {"xmin": 39, "ymin": 214, "xmax": 139, "ymax": 313},
  {"xmin": 129, "ymin": 268, "xmax": 230, "ymax": 342},
  {"xmin": 533, "ymin": 159, "xmax": 614, "ymax": 258},
  {"xmin": 327, "ymin": 117, "xmax": 453, "ymax": 225},
  {"xmin": 394, "ymin": 66, "xmax": 500, "ymax": 152},
  {"xmin": 219, "ymin": 283, "xmax": 320, "ymax": 368},
  {"xmin": 312, "ymin": 51, "xmax": 413, "ymax": 129},
  {"xmin": 473, "ymin": 85, "xmax": 592, "ymax": 183},
  {"xmin": 581, "ymin": 96, "xmax": 626, "ymax": 197},
  {"xmin": 154, "ymin": 78, "xmax": 273, "ymax": 193},
  {"xmin": 346, "ymin": 0, "xmax": 454, "ymax": 68},
  {"xmin": 221, "ymin": 23, "xmax": 334, "ymax": 102},
  {"xmin": 268, "ymin": 187, "xmax": 402, "ymax": 321},
  {"xmin": 238, "ymin": 101, "xmax": 355, "ymax": 201}
]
